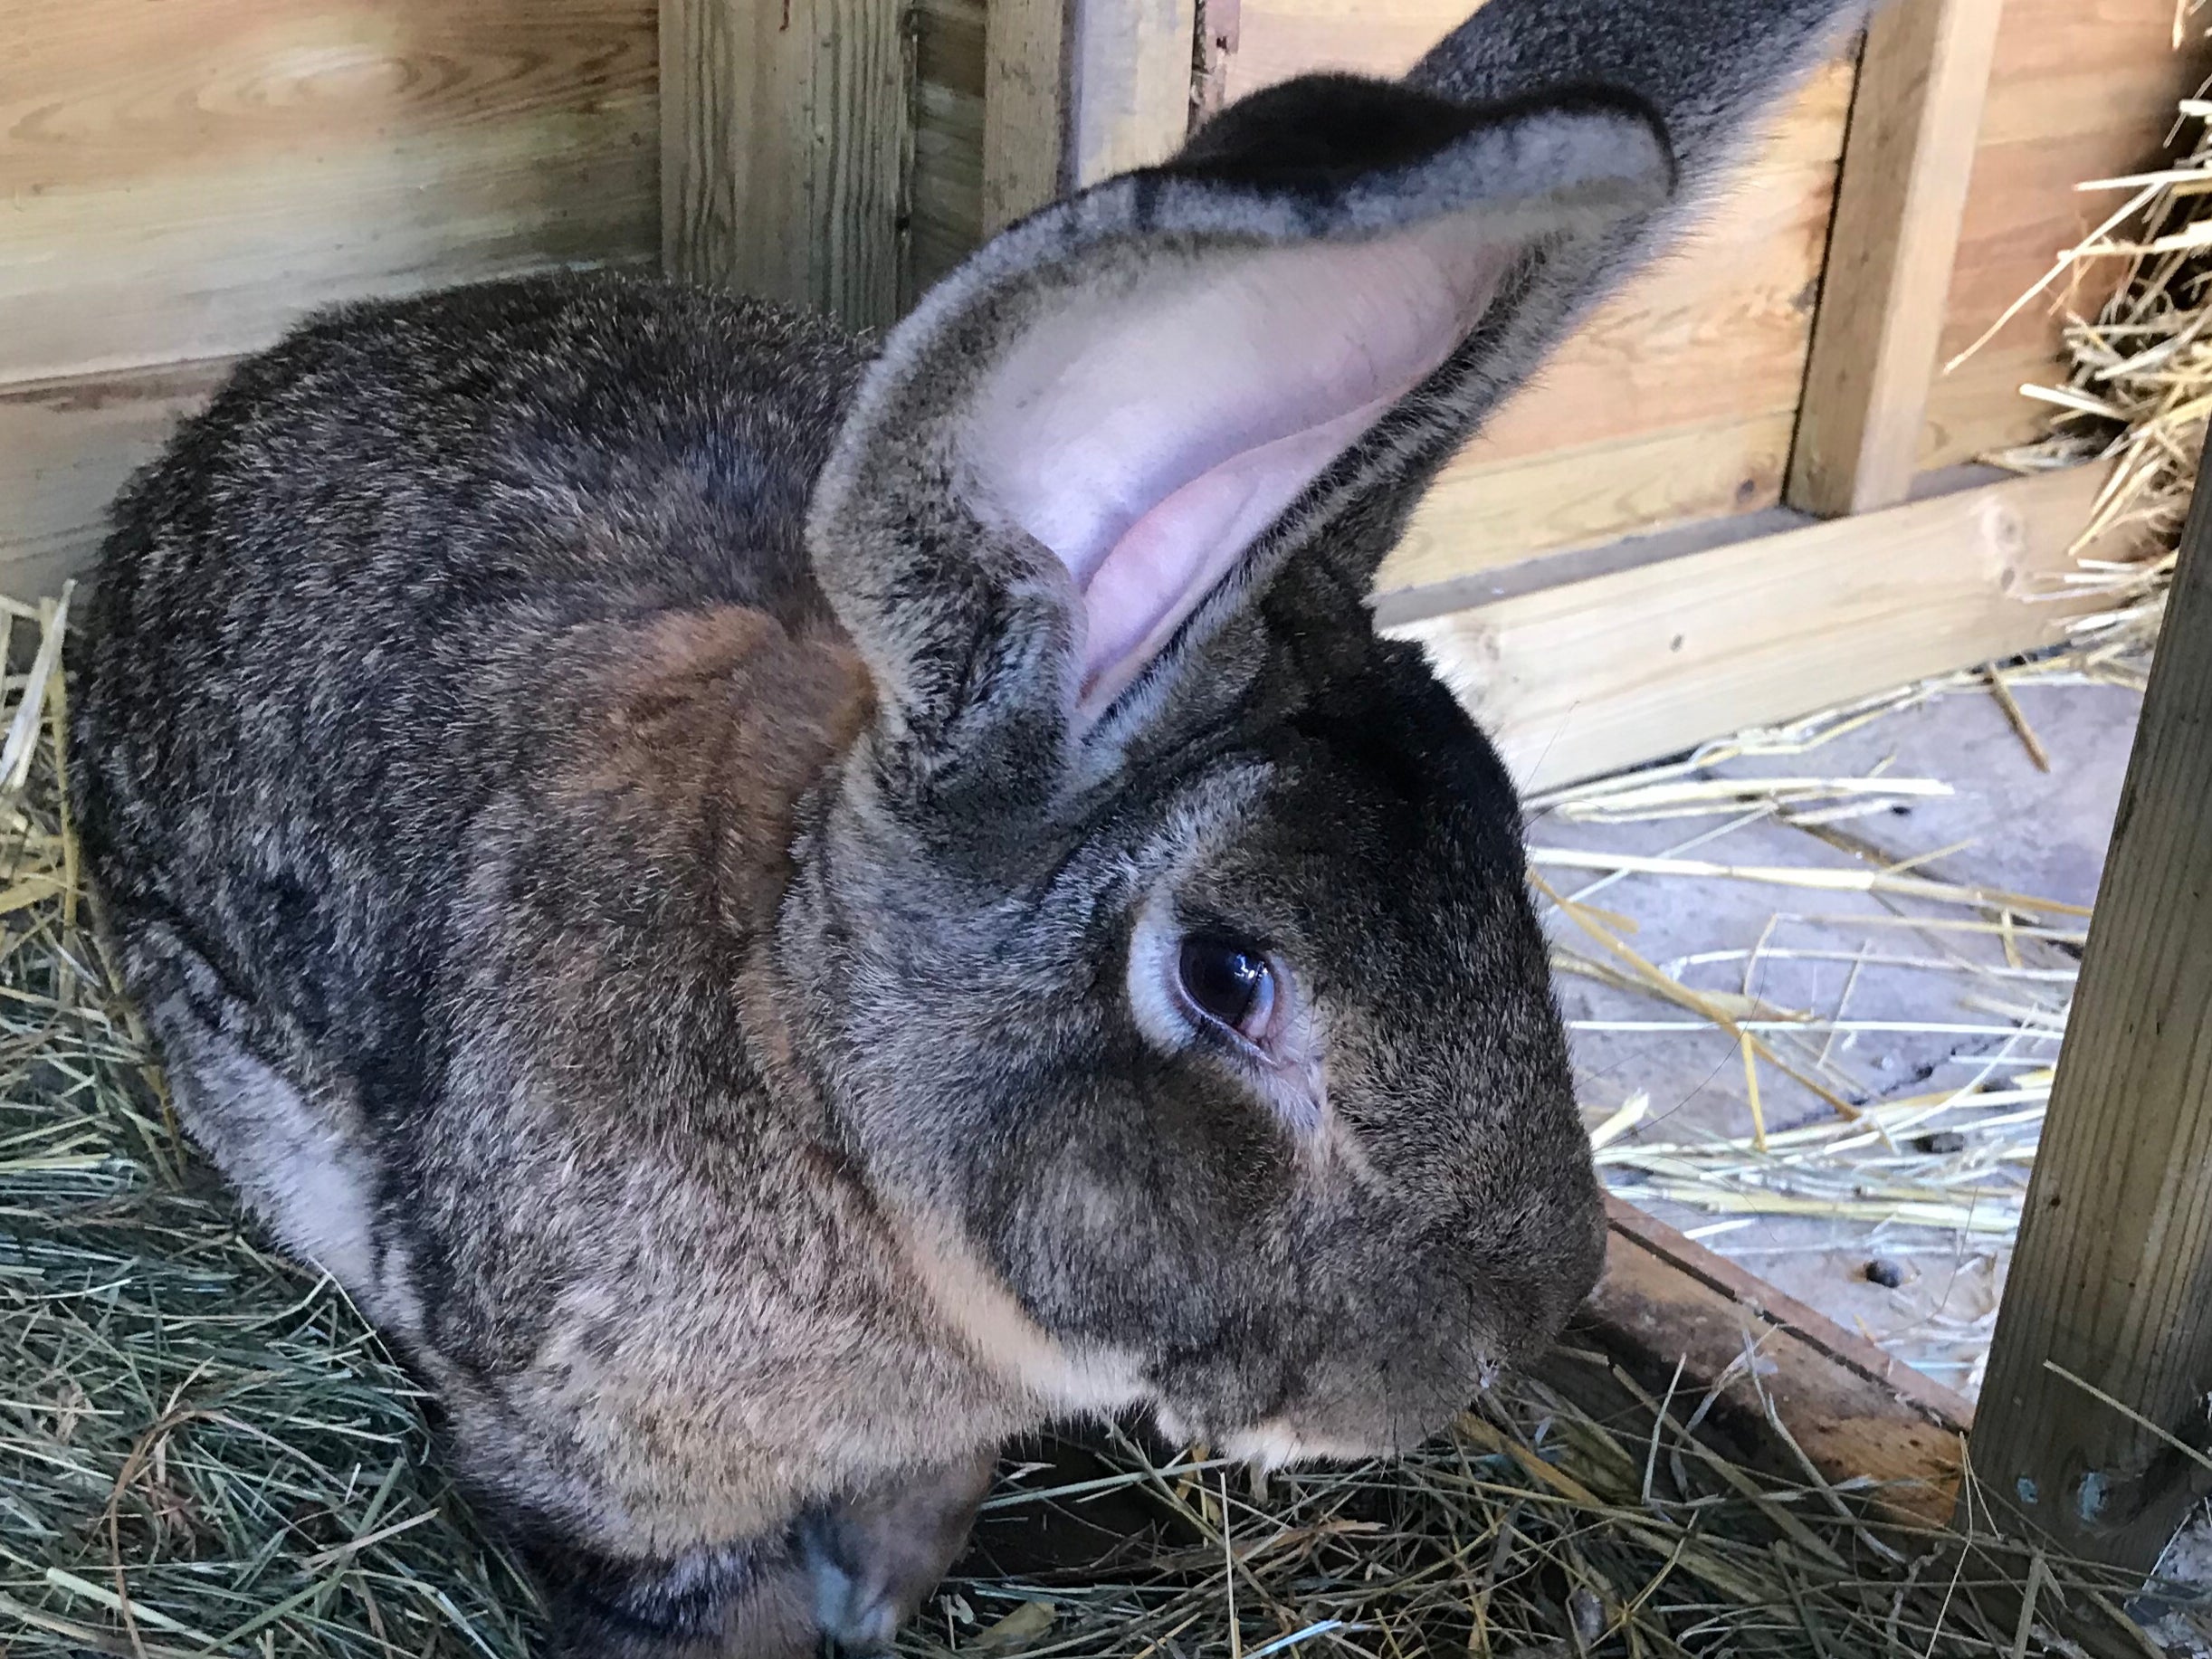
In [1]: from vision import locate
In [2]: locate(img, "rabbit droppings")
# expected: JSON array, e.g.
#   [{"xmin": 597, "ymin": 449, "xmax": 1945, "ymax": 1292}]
[{"xmin": 72, "ymin": 1, "xmax": 1877, "ymax": 1653}]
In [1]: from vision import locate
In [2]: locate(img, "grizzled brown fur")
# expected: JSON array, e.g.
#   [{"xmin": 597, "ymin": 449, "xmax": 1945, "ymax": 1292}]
[{"xmin": 72, "ymin": 2, "xmax": 1876, "ymax": 1652}]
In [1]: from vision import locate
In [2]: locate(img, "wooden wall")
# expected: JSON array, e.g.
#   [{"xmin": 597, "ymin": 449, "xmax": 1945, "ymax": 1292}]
[
  {"xmin": 6, "ymin": 0, "xmax": 2198, "ymax": 613},
  {"xmin": 1, "ymin": 0, "xmax": 659, "ymax": 598},
  {"xmin": 1378, "ymin": 68, "xmax": 1853, "ymax": 597}
]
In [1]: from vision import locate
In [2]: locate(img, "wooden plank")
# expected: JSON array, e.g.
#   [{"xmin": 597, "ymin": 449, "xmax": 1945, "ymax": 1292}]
[
  {"xmin": 1968, "ymin": 453, "xmax": 2212, "ymax": 1570},
  {"xmin": 0, "ymin": 360, "xmax": 234, "ymax": 605},
  {"xmin": 1477, "ymin": 157, "xmax": 1840, "ymax": 464},
  {"xmin": 1786, "ymin": 0, "xmax": 2003, "ymax": 517},
  {"xmin": 0, "ymin": 0, "xmax": 656, "ymax": 384},
  {"xmin": 662, "ymin": 0, "xmax": 911, "ymax": 331},
  {"xmin": 1068, "ymin": 0, "xmax": 1198, "ymax": 186},
  {"xmin": 1378, "ymin": 412, "xmax": 1801, "ymax": 596},
  {"xmin": 1370, "ymin": 129, "xmax": 1846, "ymax": 586},
  {"xmin": 1388, "ymin": 462, "xmax": 2114, "ymax": 795},
  {"xmin": 981, "ymin": 0, "xmax": 1071, "ymax": 232},
  {"xmin": 1560, "ymin": 1197, "xmax": 1971, "ymax": 1529}
]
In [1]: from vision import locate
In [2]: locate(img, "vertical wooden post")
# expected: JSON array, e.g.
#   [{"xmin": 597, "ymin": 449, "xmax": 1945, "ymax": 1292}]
[
  {"xmin": 1969, "ymin": 453, "xmax": 2212, "ymax": 1570},
  {"xmin": 1785, "ymin": 0, "xmax": 2003, "ymax": 518},
  {"xmin": 1067, "ymin": 0, "xmax": 1200, "ymax": 191},
  {"xmin": 982, "ymin": 0, "xmax": 1073, "ymax": 234},
  {"xmin": 662, "ymin": 0, "xmax": 913, "ymax": 332}
]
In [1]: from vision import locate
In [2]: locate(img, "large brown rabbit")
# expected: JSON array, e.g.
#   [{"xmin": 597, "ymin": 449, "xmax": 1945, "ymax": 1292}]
[{"xmin": 72, "ymin": 0, "xmax": 1874, "ymax": 1652}]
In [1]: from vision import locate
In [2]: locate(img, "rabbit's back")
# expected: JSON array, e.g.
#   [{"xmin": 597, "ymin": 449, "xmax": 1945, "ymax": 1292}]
[{"xmin": 73, "ymin": 273, "xmax": 872, "ymax": 1104}]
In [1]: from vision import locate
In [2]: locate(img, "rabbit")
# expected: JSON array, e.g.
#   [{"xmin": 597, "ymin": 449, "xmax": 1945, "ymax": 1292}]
[{"xmin": 70, "ymin": 0, "xmax": 1876, "ymax": 1651}]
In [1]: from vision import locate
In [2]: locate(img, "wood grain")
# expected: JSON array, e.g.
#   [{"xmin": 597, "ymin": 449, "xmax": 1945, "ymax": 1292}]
[
  {"xmin": 1374, "ymin": 144, "xmax": 1844, "ymax": 589},
  {"xmin": 1378, "ymin": 413, "xmax": 1800, "ymax": 596},
  {"xmin": 1068, "ymin": 0, "xmax": 1197, "ymax": 186},
  {"xmin": 981, "ymin": 0, "xmax": 1070, "ymax": 232},
  {"xmin": 1969, "ymin": 452, "xmax": 2212, "ymax": 1570},
  {"xmin": 1216, "ymin": 7, "xmax": 1853, "ymax": 571},
  {"xmin": 1388, "ymin": 463, "xmax": 2115, "ymax": 794},
  {"xmin": 662, "ymin": 0, "xmax": 911, "ymax": 331},
  {"xmin": 908, "ymin": 0, "xmax": 988, "ymax": 302},
  {"xmin": 1787, "ymin": 0, "xmax": 2003, "ymax": 517},
  {"xmin": 2, "ymin": 0, "xmax": 657, "ymax": 383},
  {"xmin": 1473, "ymin": 156, "xmax": 1839, "ymax": 464},
  {"xmin": 0, "ymin": 359, "xmax": 235, "ymax": 602}
]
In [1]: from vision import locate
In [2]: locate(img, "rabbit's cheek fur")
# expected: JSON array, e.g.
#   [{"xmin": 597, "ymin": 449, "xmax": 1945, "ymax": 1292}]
[{"xmin": 889, "ymin": 1207, "xmax": 1158, "ymax": 1417}]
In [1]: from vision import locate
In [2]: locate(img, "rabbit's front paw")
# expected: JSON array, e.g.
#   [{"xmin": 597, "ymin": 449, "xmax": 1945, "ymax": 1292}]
[{"xmin": 799, "ymin": 1451, "xmax": 999, "ymax": 1653}]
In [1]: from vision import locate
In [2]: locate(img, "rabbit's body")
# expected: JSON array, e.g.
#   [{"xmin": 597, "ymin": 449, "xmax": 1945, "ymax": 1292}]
[
  {"xmin": 77, "ymin": 279, "xmax": 1070, "ymax": 1640},
  {"xmin": 72, "ymin": 3, "xmax": 1878, "ymax": 1652}
]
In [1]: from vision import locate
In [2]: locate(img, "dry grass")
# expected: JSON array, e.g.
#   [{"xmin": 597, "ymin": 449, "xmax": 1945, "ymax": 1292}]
[
  {"xmin": 1976, "ymin": 91, "xmax": 2212, "ymax": 660},
  {"xmin": 910, "ymin": 1387, "xmax": 2207, "ymax": 1659}
]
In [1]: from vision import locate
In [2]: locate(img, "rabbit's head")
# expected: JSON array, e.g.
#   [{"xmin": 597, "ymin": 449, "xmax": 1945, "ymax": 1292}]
[{"xmin": 779, "ymin": 50, "xmax": 1821, "ymax": 1459}]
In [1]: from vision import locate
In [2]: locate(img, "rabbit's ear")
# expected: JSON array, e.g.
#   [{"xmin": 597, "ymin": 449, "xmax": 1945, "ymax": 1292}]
[{"xmin": 807, "ymin": 79, "xmax": 1670, "ymax": 771}]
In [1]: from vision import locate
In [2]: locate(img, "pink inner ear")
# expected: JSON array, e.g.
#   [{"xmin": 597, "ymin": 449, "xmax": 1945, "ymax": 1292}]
[
  {"xmin": 1076, "ymin": 395, "xmax": 1403, "ymax": 710},
  {"xmin": 963, "ymin": 221, "xmax": 1514, "ymax": 718}
]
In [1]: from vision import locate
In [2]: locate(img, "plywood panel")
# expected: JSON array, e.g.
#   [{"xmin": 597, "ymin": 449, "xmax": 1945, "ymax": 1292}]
[
  {"xmin": 1378, "ymin": 413, "xmax": 1797, "ymax": 599},
  {"xmin": 0, "ymin": 0, "xmax": 657, "ymax": 385},
  {"xmin": 1923, "ymin": 0, "xmax": 2211, "ymax": 469}
]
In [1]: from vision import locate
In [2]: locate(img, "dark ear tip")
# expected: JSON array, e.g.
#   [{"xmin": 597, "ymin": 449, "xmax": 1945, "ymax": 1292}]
[{"xmin": 1168, "ymin": 74, "xmax": 1672, "ymax": 194}]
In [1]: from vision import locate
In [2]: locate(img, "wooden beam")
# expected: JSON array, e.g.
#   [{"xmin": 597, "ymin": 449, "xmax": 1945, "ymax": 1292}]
[
  {"xmin": 981, "ymin": 0, "xmax": 1072, "ymax": 233},
  {"xmin": 1066, "ymin": 0, "xmax": 1199, "ymax": 188},
  {"xmin": 1786, "ymin": 0, "xmax": 2004, "ymax": 518},
  {"xmin": 1967, "ymin": 454, "xmax": 2212, "ymax": 1571},
  {"xmin": 1388, "ymin": 462, "xmax": 2113, "ymax": 795},
  {"xmin": 1564, "ymin": 1197, "xmax": 1971, "ymax": 1529},
  {"xmin": 661, "ymin": 0, "xmax": 912, "ymax": 331}
]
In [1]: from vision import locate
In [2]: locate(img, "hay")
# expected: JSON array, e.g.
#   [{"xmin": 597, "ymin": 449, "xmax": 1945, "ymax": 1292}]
[
  {"xmin": 924, "ymin": 1381, "xmax": 2207, "ymax": 1659},
  {"xmin": 1973, "ymin": 88, "xmax": 2212, "ymax": 660}
]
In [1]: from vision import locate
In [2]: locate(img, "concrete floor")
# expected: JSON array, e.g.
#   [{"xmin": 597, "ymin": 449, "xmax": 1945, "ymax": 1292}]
[{"xmin": 1529, "ymin": 669, "xmax": 2144, "ymax": 1398}]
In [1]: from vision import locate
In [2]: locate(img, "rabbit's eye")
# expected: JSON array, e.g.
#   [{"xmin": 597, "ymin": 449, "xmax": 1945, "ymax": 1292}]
[{"xmin": 1177, "ymin": 935, "xmax": 1276, "ymax": 1043}]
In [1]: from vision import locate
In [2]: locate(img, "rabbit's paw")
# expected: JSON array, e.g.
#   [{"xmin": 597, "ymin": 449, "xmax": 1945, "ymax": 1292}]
[{"xmin": 799, "ymin": 1451, "xmax": 999, "ymax": 1654}]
